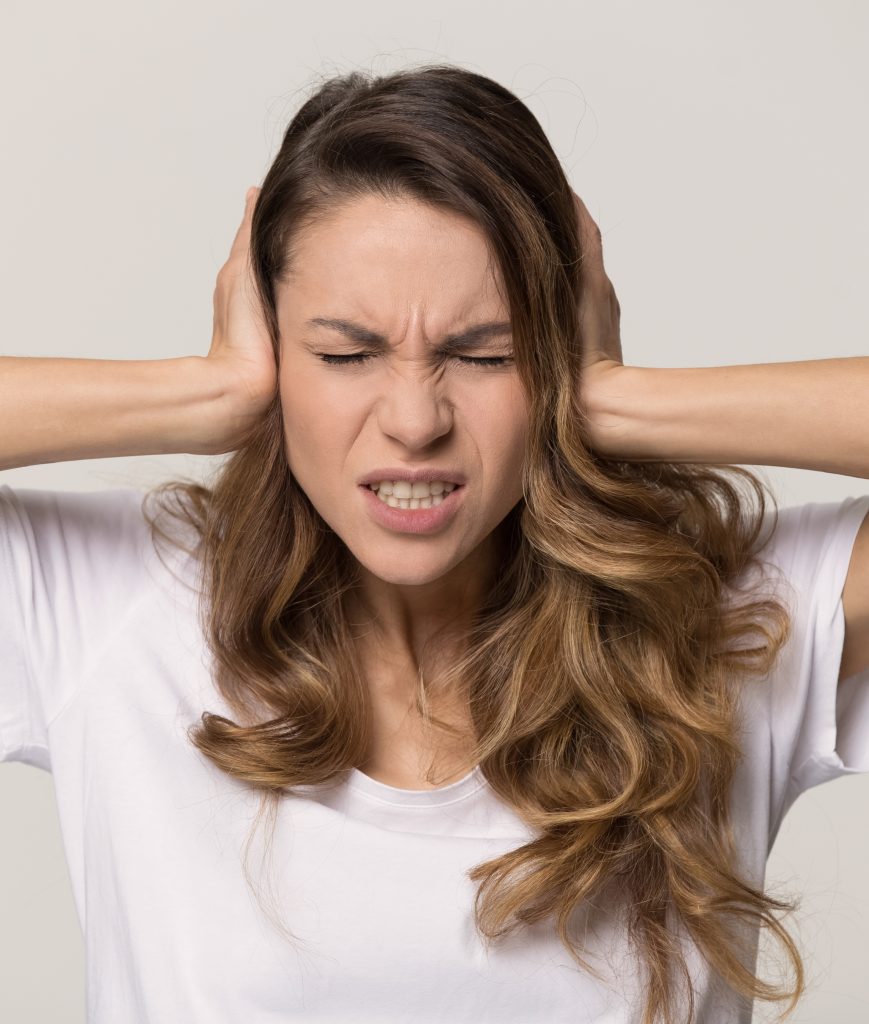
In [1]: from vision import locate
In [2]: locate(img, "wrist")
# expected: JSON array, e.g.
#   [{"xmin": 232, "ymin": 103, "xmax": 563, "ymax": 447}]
[
  {"xmin": 163, "ymin": 356, "xmax": 234, "ymax": 456},
  {"xmin": 582, "ymin": 362, "xmax": 655, "ymax": 460},
  {"xmin": 195, "ymin": 355, "xmax": 276, "ymax": 456}
]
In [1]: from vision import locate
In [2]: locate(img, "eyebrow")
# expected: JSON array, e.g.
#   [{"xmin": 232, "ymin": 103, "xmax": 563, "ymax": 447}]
[{"xmin": 305, "ymin": 317, "xmax": 513, "ymax": 353}]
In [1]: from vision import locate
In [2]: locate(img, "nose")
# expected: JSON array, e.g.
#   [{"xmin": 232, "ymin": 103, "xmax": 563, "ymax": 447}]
[{"xmin": 375, "ymin": 368, "xmax": 454, "ymax": 451}]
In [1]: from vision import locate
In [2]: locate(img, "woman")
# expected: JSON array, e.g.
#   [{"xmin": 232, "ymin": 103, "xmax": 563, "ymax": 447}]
[{"xmin": 1, "ymin": 64, "xmax": 867, "ymax": 1024}]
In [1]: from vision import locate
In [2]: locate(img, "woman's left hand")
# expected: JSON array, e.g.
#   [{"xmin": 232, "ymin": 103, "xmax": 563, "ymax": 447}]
[
  {"xmin": 572, "ymin": 189, "xmax": 624, "ymax": 377},
  {"xmin": 571, "ymin": 189, "xmax": 631, "ymax": 453}
]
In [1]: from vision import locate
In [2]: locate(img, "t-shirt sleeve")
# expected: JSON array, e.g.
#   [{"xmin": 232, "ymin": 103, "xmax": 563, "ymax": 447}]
[
  {"xmin": 756, "ymin": 494, "xmax": 869, "ymax": 828},
  {"xmin": 0, "ymin": 484, "xmax": 150, "ymax": 771}
]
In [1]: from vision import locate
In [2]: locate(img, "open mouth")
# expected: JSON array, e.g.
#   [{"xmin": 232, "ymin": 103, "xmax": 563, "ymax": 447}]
[
  {"xmin": 365, "ymin": 482, "xmax": 463, "ymax": 511},
  {"xmin": 360, "ymin": 481, "xmax": 465, "ymax": 533}
]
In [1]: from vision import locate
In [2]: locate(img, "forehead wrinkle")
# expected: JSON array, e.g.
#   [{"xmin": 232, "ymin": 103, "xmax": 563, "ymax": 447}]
[{"xmin": 305, "ymin": 317, "xmax": 513, "ymax": 354}]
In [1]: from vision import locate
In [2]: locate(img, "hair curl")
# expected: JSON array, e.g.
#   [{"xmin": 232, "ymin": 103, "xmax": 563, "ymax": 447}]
[{"xmin": 143, "ymin": 64, "xmax": 802, "ymax": 1024}]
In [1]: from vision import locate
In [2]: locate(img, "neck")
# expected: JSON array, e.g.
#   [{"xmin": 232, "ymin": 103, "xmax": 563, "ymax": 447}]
[{"xmin": 348, "ymin": 536, "xmax": 497, "ymax": 668}]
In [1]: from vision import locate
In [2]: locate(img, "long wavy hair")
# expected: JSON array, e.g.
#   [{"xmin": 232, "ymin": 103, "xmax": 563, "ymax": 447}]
[{"xmin": 143, "ymin": 64, "xmax": 803, "ymax": 1024}]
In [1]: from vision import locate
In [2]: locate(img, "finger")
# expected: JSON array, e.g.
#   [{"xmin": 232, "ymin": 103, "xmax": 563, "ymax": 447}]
[
  {"xmin": 572, "ymin": 192, "xmax": 604, "ymax": 270},
  {"xmin": 229, "ymin": 187, "xmax": 259, "ymax": 259},
  {"xmin": 571, "ymin": 191, "xmax": 601, "ymax": 242}
]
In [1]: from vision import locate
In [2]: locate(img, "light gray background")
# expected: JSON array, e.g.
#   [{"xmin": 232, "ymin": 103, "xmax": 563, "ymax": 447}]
[{"xmin": 1, "ymin": 1, "xmax": 867, "ymax": 1020}]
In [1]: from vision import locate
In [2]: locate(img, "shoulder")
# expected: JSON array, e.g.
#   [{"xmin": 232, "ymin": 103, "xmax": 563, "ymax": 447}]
[
  {"xmin": 1, "ymin": 482, "xmax": 150, "ymax": 538},
  {"xmin": 0, "ymin": 484, "xmax": 169, "ymax": 617},
  {"xmin": 840, "ymin": 499, "xmax": 869, "ymax": 682},
  {"xmin": 748, "ymin": 495, "xmax": 869, "ymax": 683},
  {"xmin": 0, "ymin": 484, "xmax": 154, "ymax": 578},
  {"xmin": 0, "ymin": 485, "xmax": 177, "ymax": 717},
  {"xmin": 753, "ymin": 496, "xmax": 869, "ymax": 585}
]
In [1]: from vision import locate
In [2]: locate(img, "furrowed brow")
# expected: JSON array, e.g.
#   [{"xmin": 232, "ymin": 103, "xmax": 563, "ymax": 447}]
[{"xmin": 306, "ymin": 317, "xmax": 512, "ymax": 353}]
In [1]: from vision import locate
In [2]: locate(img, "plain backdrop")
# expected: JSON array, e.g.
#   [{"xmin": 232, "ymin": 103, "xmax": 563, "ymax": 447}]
[{"xmin": 1, "ymin": 1, "xmax": 867, "ymax": 1021}]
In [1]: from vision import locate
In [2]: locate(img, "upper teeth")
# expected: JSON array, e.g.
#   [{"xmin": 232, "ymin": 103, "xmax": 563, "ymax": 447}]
[{"xmin": 370, "ymin": 480, "xmax": 457, "ymax": 498}]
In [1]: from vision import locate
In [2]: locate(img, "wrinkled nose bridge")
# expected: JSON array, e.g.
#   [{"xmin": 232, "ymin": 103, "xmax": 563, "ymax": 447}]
[
  {"xmin": 376, "ymin": 359, "xmax": 453, "ymax": 440},
  {"xmin": 383, "ymin": 349, "xmax": 448, "ymax": 396},
  {"xmin": 382, "ymin": 373, "xmax": 447, "ymax": 412}
]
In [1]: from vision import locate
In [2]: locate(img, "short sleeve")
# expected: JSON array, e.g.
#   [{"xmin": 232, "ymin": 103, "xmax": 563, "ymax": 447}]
[
  {"xmin": 0, "ymin": 485, "xmax": 151, "ymax": 770},
  {"xmin": 756, "ymin": 494, "xmax": 869, "ymax": 825}
]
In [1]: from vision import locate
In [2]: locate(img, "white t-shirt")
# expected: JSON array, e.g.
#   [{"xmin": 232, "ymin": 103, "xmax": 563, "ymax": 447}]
[{"xmin": 2, "ymin": 484, "xmax": 869, "ymax": 1023}]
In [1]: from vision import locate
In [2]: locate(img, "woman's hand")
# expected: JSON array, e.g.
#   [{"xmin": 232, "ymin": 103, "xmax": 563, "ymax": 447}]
[
  {"xmin": 571, "ymin": 189, "xmax": 632, "ymax": 455},
  {"xmin": 204, "ymin": 186, "xmax": 278, "ymax": 452},
  {"xmin": 572, "ymin": 189, "xmax": 623, "ymax": 376}
]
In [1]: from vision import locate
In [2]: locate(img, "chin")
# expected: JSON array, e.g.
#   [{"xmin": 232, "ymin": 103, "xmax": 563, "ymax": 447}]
[{"xmin": 352, "ymin": 554, "xmax": 457, "ymax": 588}]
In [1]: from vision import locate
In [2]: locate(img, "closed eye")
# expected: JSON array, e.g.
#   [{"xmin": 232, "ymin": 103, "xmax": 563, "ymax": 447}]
[{"xmin": 317, "ymin": 353, "xmax": 513, "ymax": 368}]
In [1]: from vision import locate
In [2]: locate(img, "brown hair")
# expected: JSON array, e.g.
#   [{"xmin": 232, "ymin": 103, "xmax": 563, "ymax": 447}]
[{"xmin": 144, "ymin": 64, "xmax": 803, "ymax": 1023}]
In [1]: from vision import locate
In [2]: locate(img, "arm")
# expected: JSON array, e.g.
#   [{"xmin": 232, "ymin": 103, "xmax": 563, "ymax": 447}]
[
  {"xmin": 0, "ymin": 355, "xmax": 234, "ymax": 469},
  {"xmin": 0, "ymin": 187, "xmax": 275, "ymax": 471},
  {"xmin": 584, "ymin": 357, "xmax": 869, "ymax": 479},
  {"xmin": 568, "ymin": 190, "xmax": 868, "ymax": 477}
]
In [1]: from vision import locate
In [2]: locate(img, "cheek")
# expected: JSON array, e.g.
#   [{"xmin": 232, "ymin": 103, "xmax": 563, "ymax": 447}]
[
  {"xmin": 280, "ymin": 385, "xmax": 325, "ymax": 475},
  {"xmin": 279, "ymin": 362, "xmax": 341, "ymax": 441},
  {"xmin": 470, "ymin": 380, "xmax": 529, "ymax": 446},
  {"xmin": 279, "ymin": 377, "xmax": 364, "ymax": 490},
  {"xmin": 465, "ymin": 403, "xmax": 527, "ymax": 505},
  {"xmin": 280, "ymin": 357, "xmax": 368, "ymax": 415}
]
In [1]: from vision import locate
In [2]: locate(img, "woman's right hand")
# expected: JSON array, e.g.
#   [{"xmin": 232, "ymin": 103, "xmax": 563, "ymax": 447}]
[{"xmin": 204, "ymin": 186, "xmax": 278, "ymax": 453}]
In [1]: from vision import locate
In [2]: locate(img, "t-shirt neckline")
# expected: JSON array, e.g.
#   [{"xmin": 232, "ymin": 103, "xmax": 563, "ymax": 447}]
[{"xmin": 346, "ymin": 764, "xmax": 486, "ymax": 807}]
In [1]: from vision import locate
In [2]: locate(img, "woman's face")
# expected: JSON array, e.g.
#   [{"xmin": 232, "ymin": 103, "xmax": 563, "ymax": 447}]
[{"xmin": 274, "ymin": 193, "xmax": 528, "ymax": 588}]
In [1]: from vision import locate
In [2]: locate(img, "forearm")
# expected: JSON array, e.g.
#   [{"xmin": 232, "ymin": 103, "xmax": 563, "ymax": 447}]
[
  {"xmin": 587, "ymin": 357, "xmax": 869, "ymax": 479},
  {"xmin": 0, "ymin": 355, "xmax": 230, "ymax": 470}
]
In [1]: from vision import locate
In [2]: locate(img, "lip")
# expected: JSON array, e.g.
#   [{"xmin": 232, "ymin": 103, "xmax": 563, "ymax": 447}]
[
  {"xmin": 360, "ymin": 481, "xmax": 465, "ymax": 535},
  {"xmin": 358, "ymin": 467, "xmax": 467, "ymax": 487}
]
